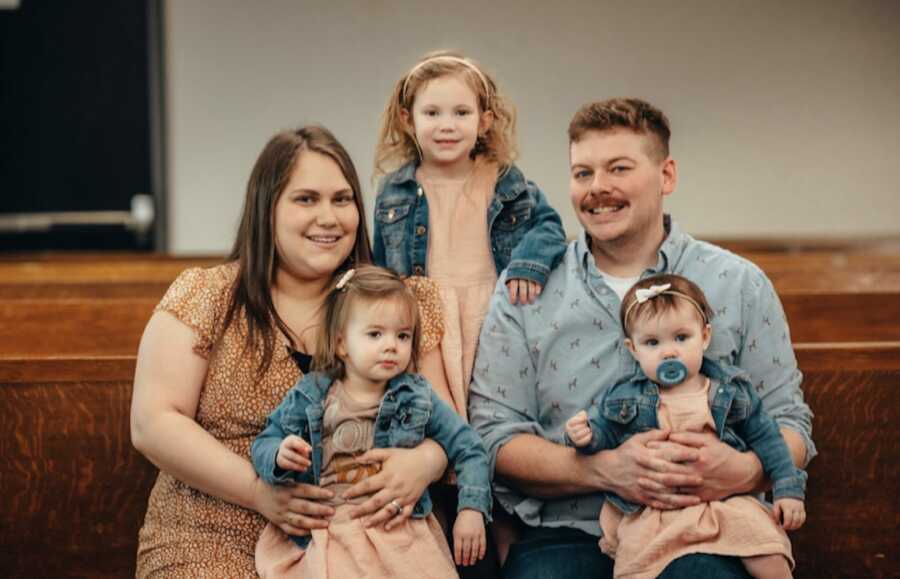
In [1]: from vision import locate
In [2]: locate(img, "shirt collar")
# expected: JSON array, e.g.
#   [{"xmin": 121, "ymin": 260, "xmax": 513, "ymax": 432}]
[{"xmin": 576, "ymin": 214, "xmax": 688, "ymax": 278}]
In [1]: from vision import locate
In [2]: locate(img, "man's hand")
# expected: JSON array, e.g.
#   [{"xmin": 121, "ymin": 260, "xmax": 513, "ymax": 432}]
[
  {"xmin": 565, "ymin": 411, "xmax": 592, "ymax": 447},
  {"xmin": 662, "ymin": 430, "xmax": 762, "ymax": 501},
  {"xmin": 595, "ymin": 429, "xmax": 703, "ymax": 510}
]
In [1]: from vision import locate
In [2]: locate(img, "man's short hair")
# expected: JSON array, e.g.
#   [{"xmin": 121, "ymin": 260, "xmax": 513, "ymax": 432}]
[{"xmin": 568, "ymin": 98, "xmax": 671, "ymax": 161}]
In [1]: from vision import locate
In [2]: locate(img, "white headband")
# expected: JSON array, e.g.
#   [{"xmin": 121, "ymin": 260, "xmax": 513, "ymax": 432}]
[
  {"xmin": 401, "ymin": 55, "xmax": 492, "ymax": 103},
  {"xmin": 624, "ymin": 283, "xmax": 708, "ymax": 325}
]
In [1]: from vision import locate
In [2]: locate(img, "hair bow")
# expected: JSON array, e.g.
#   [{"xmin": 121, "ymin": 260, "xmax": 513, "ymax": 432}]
[
  {"xmin": 634, "ymin": 283, "xmax": 672, "ymax": 303},
  {"xmin": 336, "ymin": 269, "xmax": 355, "ymax": 290}
]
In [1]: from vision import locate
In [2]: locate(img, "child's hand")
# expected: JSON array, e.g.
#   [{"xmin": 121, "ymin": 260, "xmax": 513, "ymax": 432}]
[
  {"xmin": 773, "ymin": 497, "xmax": 806, "ymax": 530},
  {"xmin": 452, "ymin": 509, "xmax": 486, "ymax": 567},
  {"xmin": 276, "ymin": 435, "xmax": 312, "ymax": 473},
  {"xmin": 565, "ymin": 410, "xmax": 592, "ymax": 447},
  {"xmin": 506, "ymin": 278, "xmax": 542, "ymax": 305}
]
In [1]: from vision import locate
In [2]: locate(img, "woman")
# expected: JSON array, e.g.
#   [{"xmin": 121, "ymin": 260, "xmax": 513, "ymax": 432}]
[{"xmin": 131, "ymin": 126, "xmax": 449, "ymax": 577}]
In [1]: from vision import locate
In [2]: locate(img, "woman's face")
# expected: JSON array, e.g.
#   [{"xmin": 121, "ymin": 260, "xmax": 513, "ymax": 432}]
[{"xmin": 273, "ymin": 150, "xmax": 360, "ymax": 283}]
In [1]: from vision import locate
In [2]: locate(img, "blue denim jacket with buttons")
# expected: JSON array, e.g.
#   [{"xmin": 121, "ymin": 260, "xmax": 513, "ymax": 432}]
[
  {"xmin": 373, "ymin": 161, "xmax": 567, "ymax": 285},
  {"xmin": 569, "ymin": 357, "xmax": 807, "ymax": 515},
  {"xmin": 251, "ymin": 370, "xmax": 493, "ymax": 547}
]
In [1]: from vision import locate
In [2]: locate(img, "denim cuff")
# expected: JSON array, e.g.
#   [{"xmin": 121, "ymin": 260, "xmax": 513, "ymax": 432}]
[
  {"xmin": 505, "ymin": 260, "xmax": 550, "ymax": 287},
  {"xmin": 457, "ymin": 485, "xmax": 494, "ymax": 523},
  {"xmin": 772, "ymin": 469, "xmax": 807, "ymax": 501}
]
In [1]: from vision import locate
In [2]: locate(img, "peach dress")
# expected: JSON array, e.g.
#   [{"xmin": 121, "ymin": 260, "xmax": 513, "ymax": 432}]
[
  {"xmin": 255, "ymin": 383, "xmax": 458, "ymax": 579},
  {"xmin": 414, "ymin": 161, "xmax": 499, "ymax": 420},
  {"xmin": 599, "ymin": 380, "xmax": 794, "ymax": 578},
  {"xmin": 136, "ymin": 263, "xmax": 302, "ymax": 578}
]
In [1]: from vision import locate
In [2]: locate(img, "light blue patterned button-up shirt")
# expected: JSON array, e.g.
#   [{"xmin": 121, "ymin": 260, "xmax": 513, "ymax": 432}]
[{"xmin": 468, "ymin": 216, "xmax": 816, "ymax": 536}]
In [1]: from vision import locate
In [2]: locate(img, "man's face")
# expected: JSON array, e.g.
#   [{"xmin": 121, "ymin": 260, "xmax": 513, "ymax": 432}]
[{"xmin": 568, "ymin": 129, "xmax": 676, "ymax": 248}]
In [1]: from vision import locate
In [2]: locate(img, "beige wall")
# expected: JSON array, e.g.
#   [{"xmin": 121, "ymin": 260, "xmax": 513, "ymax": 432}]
[{"xmin": 165, "ymin": 0, "xmax": 900, "ymax": 253}]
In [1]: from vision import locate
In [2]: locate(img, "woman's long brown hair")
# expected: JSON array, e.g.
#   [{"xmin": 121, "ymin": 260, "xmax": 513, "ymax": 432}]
[{"xmin": 222, "ymin": 125, "xmax": 372, "ymax": 376}]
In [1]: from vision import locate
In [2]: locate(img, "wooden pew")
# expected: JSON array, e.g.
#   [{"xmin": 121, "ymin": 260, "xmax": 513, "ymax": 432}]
[
  {"xmin": 791, "ymin": 342, "xmax": 899, "ymax": 578},
  {"xmin": 0, "ymin": 256, "xmax": 219, "ymax": 299},
  {"xmin": 0, "ymin": 299, "xmax": 156, "ymax": 357},
  {"xmin": 1, "ymin": 342, "xmax": 896, "ymax": 578},
  {"xmin": 0, "ymin": 356, "xmax": 157, "ymax": 578}
]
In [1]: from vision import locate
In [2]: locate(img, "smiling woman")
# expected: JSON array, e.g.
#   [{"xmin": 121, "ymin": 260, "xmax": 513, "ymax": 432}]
[{"xmin": 130, "ymin": 126, "xmax": 450, "ymax": 577}]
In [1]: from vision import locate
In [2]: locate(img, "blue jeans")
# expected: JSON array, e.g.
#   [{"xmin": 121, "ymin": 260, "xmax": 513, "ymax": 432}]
[{"xmin": 502, "ymin": 527, "xmax": 751, "ymax": 579}]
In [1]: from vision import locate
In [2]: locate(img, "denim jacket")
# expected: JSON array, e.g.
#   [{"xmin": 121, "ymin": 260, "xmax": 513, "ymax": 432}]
[
  {"xmin": 251, "ymin": 371, "xmax": 493, "ymax": 547},
  {"xmin": 568, "ymin": 357, "xmax": 807, "ymax": 515},
  {"xmin": 373, "ymin": 161, "xmax": 567, "ymax": 286}
]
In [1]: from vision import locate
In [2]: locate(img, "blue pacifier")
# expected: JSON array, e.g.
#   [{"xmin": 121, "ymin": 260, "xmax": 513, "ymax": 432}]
[{"xmin": 656, "ymin": 359, "xmax": 688, "ymax": 386}]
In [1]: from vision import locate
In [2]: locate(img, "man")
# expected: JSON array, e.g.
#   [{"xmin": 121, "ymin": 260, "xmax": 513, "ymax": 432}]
[{"xmin": 468, "ymin": 98, "xmax": 815, "ymax": 578}]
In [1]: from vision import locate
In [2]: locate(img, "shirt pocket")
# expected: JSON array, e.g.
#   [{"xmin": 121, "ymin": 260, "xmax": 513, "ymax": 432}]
[
  {"xmin": 388, "ymin": 404, "xmax": 429, "ymax": 448},
  {"xmin": 375, "ymin": 202, "xmax": 413, "ymax": 249}
]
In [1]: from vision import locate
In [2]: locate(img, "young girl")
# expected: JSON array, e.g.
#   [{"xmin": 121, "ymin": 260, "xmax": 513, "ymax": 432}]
[
  {"xmin": 565, "ymin": 274, "xmax": 807, "ymax": 579},
  {"xmin": 372, "ymin": 50, "xmax": 567, "ymax": 419},
  {"xmin": 251, "ymin": 265, "xmax": 492, "ymax": 579}
]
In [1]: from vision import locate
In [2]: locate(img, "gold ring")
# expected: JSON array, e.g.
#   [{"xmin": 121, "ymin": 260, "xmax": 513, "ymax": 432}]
[{"xmin": 389, "ymin": 499, "xmax": 402, "ymax": 515}]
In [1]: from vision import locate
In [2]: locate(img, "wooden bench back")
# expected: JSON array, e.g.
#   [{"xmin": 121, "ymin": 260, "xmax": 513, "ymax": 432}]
[
  {"xmin": 0, "ymin": 257, "xmax": 219, "ymax": 299},
  {"xmin": 0, "ymin": 357, "xmax": 157, "ymax": 578},
  {"xmin": 0, "ymin": 299, "xmax": 156, "ymax": 357},
  {"xmin": 1, "ymin": 343, "xmax": 897, "ymax": 577},
  {"xmin": 791, "ymin": 342, "xmax": 899, "ymax": 578}
]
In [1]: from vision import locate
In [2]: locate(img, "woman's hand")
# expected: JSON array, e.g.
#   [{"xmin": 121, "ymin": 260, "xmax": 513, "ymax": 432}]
[
  {"xmin": 343, "ymin": 441, "xmax": 448, "ymax": 530},
  {"xmin": 253, "ymin": 478, "xmax": 335, "ymax": 537}
]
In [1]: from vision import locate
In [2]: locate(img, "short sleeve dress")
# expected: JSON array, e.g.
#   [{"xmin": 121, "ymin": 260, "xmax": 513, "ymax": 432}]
[{"xmin": 135, "ymin": 263, "xmax": 302, "ymax": 578}]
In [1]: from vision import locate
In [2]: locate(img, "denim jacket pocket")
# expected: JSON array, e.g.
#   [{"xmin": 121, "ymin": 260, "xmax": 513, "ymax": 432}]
[
  {"xmin": 389, "ymin": 404, "xmax": 429, "ymax": 448},
  {"xmin": 375, "ymin": 202, "xmax": 412, "ymax": 249},
  {"xmin": 602, "ymin": 398, "xmax": 638, "ymax": 425},
  {"xmin": 493, "ymin": 198, "xmax": 532, "ymax": 232},
  {"xmin": 725, "ymin": 395, "xmax": 751, "ymax": 424}
]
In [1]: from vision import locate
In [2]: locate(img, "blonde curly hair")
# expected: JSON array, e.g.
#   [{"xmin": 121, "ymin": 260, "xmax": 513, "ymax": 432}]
[{"xmin": 374, "ymin": 50, "xmax": 518, "ymax": 179}]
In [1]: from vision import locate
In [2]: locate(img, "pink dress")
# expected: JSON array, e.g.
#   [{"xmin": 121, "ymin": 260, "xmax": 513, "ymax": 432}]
[
  {"xmin": 599, "ymin": 380, "xmax": 794, "ymax": 579},
  {"xmin": 414, "ymin": 161, "xmax": 499, "ymax": 420},
  {"xmin": 255, "ymin": 383, "xmax": 458, "ymax": 579}
]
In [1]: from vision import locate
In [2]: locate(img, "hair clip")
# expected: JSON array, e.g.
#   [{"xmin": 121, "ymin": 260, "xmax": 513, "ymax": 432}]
[
  {"xmin": 336, "ymin": 269, "xmax": 355, "ymax": 290},
  {"xmin": 635, "ymin": 283, "xmax": 671, "ymax": 303}
]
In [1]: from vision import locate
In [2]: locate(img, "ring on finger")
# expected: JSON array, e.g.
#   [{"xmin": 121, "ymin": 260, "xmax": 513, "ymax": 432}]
[{"xmin": 389, "ymin": 499, "xmax": 403, "ymax": 516}]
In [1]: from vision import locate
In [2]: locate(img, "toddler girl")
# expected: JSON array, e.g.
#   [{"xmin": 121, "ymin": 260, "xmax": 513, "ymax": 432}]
[
  {"xmin": 252, "ymin": 265, "xmax": 492, "ymax": 578},
  {"xmin": 373, "ymin": 50, "xmax": 567, "ymax": 419},
  {"xmin": 565, "ymin": 273, "xmax": 807, "ymax": 579}
]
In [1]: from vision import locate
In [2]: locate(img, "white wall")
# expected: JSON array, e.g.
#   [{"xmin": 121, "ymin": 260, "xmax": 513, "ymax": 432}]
[{"xmin": 164, "ymin": 0, "xmax": 900, "ymax": 253}]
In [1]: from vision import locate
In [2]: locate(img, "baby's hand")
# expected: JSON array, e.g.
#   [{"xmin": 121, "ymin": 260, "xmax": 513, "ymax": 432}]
[
  {"xmin": 565, "ymin": 410, "xmax": 592, "ymax": 447},
  {"xmin": 452, "ymin": 509, "xmax": 486, "ymax": 567},
  {"xmin": 773, "ymin": 497, "xmax": 806, "ymax": 531},
  {"xmin": 505, "ymin": 278, "xmax": 542, "ymax": 305},
  {"xmin": 276, "ymin": 435, "xmax": 312, "ymax": 473}
]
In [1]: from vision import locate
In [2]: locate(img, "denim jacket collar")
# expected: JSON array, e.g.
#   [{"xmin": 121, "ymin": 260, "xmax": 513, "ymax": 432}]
[
  {"xmin": 296, "ymin": 371, "xmax": 421, "ymax": 407},
  {"xmin": 385, "ymin": 160, "xmax": 527, "ymax": 202}
]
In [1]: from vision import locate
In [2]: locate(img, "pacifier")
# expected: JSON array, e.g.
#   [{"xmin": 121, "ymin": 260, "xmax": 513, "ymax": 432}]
[{"xmin": 656, "ymin": 359, "xmax": 688, "ymax": 386}]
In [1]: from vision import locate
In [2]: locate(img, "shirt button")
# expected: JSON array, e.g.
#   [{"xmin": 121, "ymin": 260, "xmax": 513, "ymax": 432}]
[
  {"xmin": 414, "ymin": 265, "xmax": 424, "ymax": 275},
  {"xmin": 417, "ymin": 187, "xmax": 424, "ymax": 197},
  {"xmin": 510, "ymin": 215, "xmax": 517, "ymax": 225},
  {"xmin": 416, "ymin": 225, "xmax": 426, "ymax": 235}
]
